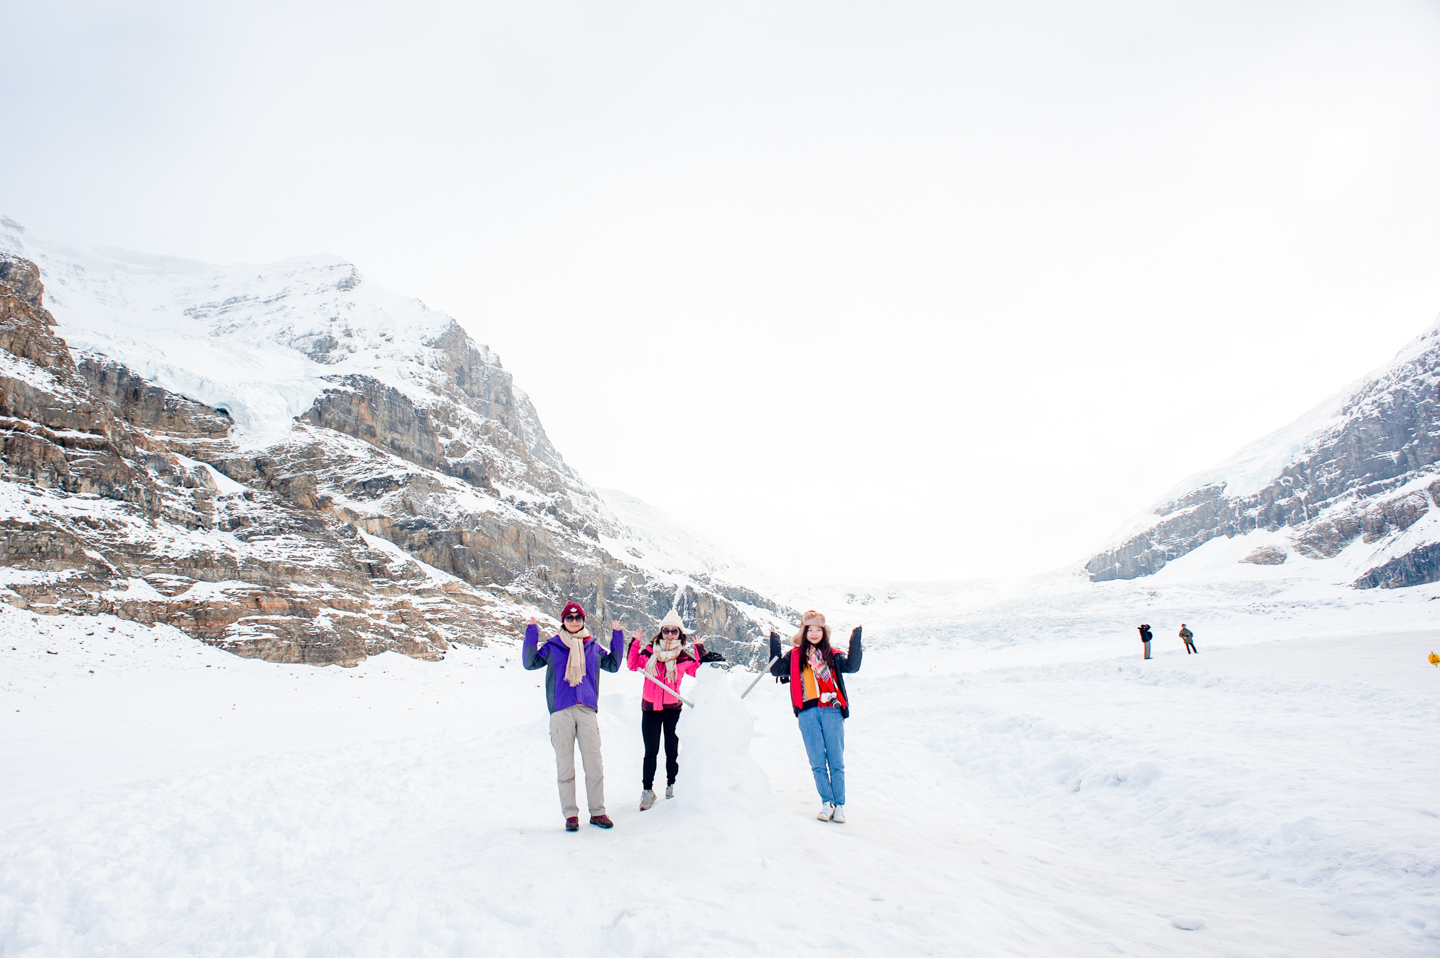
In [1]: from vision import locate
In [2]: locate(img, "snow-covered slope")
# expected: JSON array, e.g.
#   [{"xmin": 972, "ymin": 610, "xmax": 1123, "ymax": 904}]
[
  {"xmin": 596, "ymin": 488, "xmax": 744, "ymax": 580},
  {"xmin": 2, "ymin": 601, "xmax": 1434, "ymax": 956},
  {"xmin": 1087, "ymin": 316, "xmax": 1440, "ymax": 588},
  {"xmin": 0, "ymin": 218, "xmax": 790, "ymax": 663},
  {"xmin": 28, "ymin": 248, "xmax": 454, "ymax": 445}
]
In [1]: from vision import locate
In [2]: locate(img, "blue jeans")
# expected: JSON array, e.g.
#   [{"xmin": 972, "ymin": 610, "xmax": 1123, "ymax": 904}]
[{"xmin": 797, "ymin": 706, "xmax": 845, "ymax": 806}]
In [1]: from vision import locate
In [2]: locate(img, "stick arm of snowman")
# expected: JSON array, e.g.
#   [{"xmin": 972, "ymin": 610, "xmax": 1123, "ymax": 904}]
[
  {"xmin": 638, "ymin": 668, "xmax": 695, "ymax": 708},
  {"xmin": 740, "ymin": 627, "xmax": 782, "ymax": 699}
]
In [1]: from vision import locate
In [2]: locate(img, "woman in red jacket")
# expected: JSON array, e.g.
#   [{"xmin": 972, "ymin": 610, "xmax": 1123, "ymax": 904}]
[{"xmin": 768, "ymin": 610, "xmax": 863, "ymax": 823}]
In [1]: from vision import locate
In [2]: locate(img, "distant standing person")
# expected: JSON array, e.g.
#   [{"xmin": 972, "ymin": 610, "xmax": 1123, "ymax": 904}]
[
  {"xmin": 523, "ymin": 602, "xmax": 624, "ymax": 831},
  {"xmin": 1179, "ymin": 624, "xmax": 1197, "ymax": 654},
  {"xmin": 769, "ymin": 610, "xmax": 863, "ymax": 824},
  {"xmin": 1138, "ymin": 623, "xmax": 1153, "ymax": 659},
  {"xmin": 627, "ymin": 610, "xmax": 704, "ymax": 811}
]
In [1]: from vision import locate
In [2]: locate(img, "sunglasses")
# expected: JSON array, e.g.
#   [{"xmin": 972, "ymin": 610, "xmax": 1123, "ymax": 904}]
[
  {"xmin": 660, "ymin": 627, "xmax": 680, "ymax": 636},
  {"xmin": 563, "ymin": 613, "xmax": 584, "ymax": 622}
]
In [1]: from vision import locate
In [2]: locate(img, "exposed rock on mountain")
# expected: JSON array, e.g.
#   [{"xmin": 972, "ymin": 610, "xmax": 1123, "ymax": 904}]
[
  {"xmin": 1240, "ymin": 545, "xmax": 1287, "ymax": 566},
  {"xmin": 0, "ymin": 220, "xmax": 788, "ymax": 664},
  {"xmin": 1087, "ymin": 319, "xmax": 1440, "ymax": 589}
]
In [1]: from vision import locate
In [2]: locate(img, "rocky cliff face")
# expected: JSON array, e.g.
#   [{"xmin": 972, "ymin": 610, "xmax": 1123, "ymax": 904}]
[
  {"xmin": 0, "ymin": 220, "xmax": 789, "ymax": 664},
  {"xmin": 0, "ymin": 253, "xmax": 516, "ymax": 664},
  {"xmin": 1086, "ymin": 320, "xmax": 1440, "ymax": 589}
]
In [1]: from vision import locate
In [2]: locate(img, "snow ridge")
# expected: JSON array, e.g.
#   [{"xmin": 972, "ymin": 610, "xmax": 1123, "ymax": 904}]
[{"xmin": 1, "ymin": 220, "xmax": 488, "ymax": 449}]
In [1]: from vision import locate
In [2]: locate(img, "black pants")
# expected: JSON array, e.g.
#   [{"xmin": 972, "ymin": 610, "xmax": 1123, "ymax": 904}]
[
  {"xmin": 641, "ymin": 708, "xmax": 681, "ymax": 789},
  {"xmin": 1184, "ymin": 639, "xmax": 1197, "ymax": 654}
]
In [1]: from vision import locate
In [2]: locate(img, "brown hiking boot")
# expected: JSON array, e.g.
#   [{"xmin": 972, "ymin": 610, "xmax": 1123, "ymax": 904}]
[
  {"xmin": 565, "ymin": 817, "xmax": 579, "ymax": 832},
  {"xmin": 589, "ymin": 814, "xmax": 614, "ymax": 829}
]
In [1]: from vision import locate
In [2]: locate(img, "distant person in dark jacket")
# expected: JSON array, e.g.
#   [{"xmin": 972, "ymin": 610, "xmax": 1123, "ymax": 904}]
[
  {"xmin": 1179, "ymin": 624, "xmax": 1197, "ymax": 654},
  {"xmin": 768, "ymin": 610, "xmax": 862, "ymax": 824},
  {"xmin": 1138, "ymin": 623, "xmax": 1153, "ymax": 659},
  {"xmin": 523, "ymin": 602, "xmax": 624, "ymax": 831}
]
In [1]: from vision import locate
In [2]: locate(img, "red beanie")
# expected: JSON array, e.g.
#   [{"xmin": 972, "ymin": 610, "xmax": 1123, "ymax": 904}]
[{"xmin": 561, "ymin": 601, "xmax": 586, "ymax": 620}]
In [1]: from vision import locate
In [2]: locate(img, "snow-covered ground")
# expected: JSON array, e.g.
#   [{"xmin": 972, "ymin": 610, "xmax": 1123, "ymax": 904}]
[{"xmin": 2, "ymin": 588, "xmax": 1436, "ymax": 957}]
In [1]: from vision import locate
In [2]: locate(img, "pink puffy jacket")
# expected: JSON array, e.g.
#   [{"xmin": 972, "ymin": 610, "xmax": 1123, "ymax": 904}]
[{"xmin": 627, "ymin": 638, "xmax": 701, "ymax": 709}]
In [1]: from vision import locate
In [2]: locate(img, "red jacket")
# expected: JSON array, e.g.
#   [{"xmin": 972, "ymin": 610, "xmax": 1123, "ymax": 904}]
[{"xmin": 769, "ymin": 627, "xmax": 863, "ymax": 719}]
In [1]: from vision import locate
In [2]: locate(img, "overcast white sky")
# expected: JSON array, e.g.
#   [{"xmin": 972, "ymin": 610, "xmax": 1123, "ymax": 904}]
[{"xmin": 5, "ymin": 0, "xmax": 1440, "ymax": 582}]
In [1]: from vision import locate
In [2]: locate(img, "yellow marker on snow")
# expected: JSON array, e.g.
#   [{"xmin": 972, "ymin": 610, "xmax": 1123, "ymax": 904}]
[{"xmin": 1430, "ymin": 652, "xmax": 1440, "ymax": 667}]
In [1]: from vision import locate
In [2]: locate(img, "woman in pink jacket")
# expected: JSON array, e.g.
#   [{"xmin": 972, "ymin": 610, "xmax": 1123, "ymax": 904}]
[{"xmin": 627, "ymin": 609, "xmax": 704, "ymax": 810}]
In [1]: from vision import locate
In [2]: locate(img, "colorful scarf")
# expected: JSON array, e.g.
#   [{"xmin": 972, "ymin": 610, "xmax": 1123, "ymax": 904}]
[
  {"xmin": 802, "ymin": 646, "xmax": 844, "ymax": 706},
  {"xmin": 645, "ymin": 637, "xmax": 683, "ymax": 684}
]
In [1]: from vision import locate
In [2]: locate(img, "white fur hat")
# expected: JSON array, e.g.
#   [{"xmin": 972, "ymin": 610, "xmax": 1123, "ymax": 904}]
[{"xmin": 659, "ymin": 609, "xmax": 686, "ymax": 632}]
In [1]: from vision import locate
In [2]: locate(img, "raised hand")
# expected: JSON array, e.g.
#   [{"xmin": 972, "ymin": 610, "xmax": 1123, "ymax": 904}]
[{"xmin": 527, "ymin": 616, "xmax": 537, "ymax": 626}]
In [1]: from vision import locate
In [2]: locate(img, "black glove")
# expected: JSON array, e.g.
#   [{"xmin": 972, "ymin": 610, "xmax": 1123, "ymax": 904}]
[{"xmin": 700, "ymin": 649, "xmax": 726, "ymax": 663}]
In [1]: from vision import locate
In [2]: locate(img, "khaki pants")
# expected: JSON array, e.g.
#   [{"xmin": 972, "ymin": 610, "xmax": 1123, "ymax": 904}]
[{"xmin": 550, "ymin": 704, "xmax": 605, "ymax": 818}]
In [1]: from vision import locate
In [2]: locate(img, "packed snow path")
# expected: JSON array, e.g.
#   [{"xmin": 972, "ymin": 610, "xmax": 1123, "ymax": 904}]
[{"xmin": 1, "ymin": 607, "xmax": 1436, "ymax": 956}]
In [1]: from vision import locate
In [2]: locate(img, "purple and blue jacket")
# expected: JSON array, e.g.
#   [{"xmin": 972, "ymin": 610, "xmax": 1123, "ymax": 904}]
[{"xmin": 522, "ymin": 623, "xmax": 623, "ymax": 713}]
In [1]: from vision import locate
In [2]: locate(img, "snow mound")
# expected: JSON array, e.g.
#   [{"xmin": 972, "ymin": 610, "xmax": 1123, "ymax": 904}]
[{"xmin": 670, "ymin": 666, "xmax": 772, "ymax": 816}]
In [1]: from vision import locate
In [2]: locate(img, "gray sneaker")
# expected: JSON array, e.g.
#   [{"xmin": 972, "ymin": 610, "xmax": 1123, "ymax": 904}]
[
  {"xmin": 639, "ymin": 789, "xmax": 657, "ymax": 811},
  {"xmin": 665, "ymin": 785, "xmax": 674, "ymax": 800}
]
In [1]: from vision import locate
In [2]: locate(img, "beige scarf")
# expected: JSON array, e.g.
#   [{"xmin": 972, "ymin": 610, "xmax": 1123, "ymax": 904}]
[
  {"xmin": 645, "ymin": 637, "xmax": 683, "ymax": 683},
  {"xmin": 561, "ymin": 625, "xmax": 592, "ymax": 687}
]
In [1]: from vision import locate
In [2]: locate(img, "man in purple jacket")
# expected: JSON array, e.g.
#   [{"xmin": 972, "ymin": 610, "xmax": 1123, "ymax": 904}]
[{"xmin": 524, "ymin": 601, "xmax": 624, "ymax": 831}]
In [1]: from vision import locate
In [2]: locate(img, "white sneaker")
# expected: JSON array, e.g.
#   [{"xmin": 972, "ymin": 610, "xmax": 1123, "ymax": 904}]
[
  {"xmin": 665, "ymin": 785, "xmax": 674, "ymax": 800},
  {"xmin": 816, "ymin": 802, "xmax": 834, "ymax": 821},
  {"xmin": 639, "ymin": 789, "xmax": 657, "ymax": 811},
  {"xmin": 831, "ymin": 805, "xmax": 846, "ymax": 824}
]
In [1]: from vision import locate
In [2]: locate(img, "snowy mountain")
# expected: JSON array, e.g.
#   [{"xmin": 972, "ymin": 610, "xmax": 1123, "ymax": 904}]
[
  {"xmin": 0, "ymin": 217, "xmax": 790, "ymax": 664},
  {"xmin": 1086, "ymin": 317, "xmax": 1440, "ymax": 588}
]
